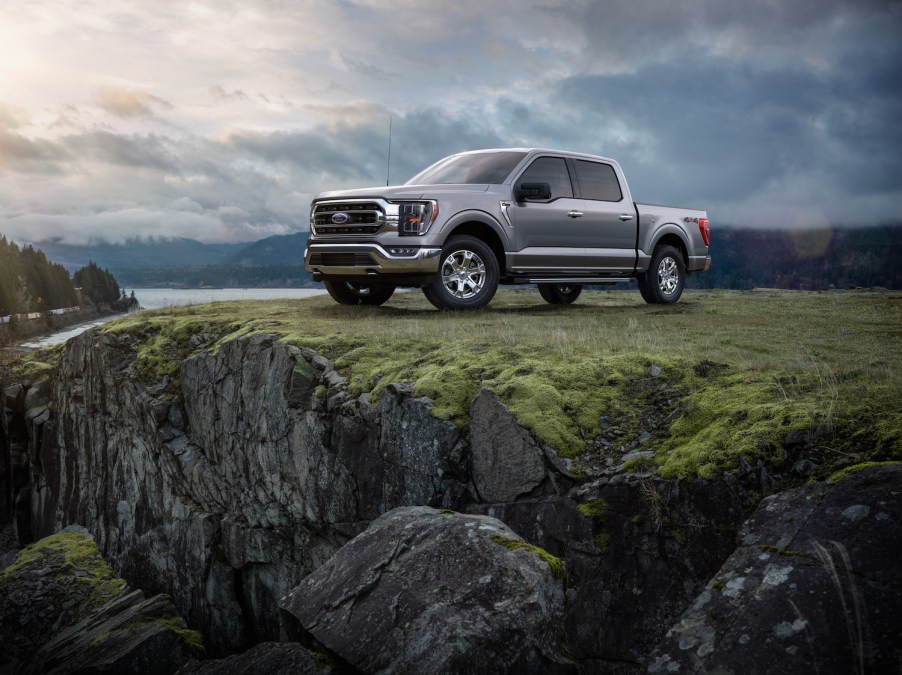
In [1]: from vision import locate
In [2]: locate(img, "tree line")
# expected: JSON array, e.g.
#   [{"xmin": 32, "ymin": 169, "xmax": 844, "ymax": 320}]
[{"xmin": 0, "ymin": 236, "xmax": 122, "ymax": 316}]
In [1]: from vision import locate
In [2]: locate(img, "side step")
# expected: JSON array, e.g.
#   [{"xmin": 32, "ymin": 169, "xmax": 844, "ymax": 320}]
[{"xmin": 525, "ymin": 277, "xmax": 631, "ymax": 284}]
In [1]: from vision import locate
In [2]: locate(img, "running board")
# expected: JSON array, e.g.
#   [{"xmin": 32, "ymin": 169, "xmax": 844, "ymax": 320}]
[{"xmin": 527, "ymin": 277, "xmax": 630, "ymax": 284}]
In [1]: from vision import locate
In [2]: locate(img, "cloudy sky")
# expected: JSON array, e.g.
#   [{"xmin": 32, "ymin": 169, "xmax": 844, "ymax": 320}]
[{"xmin": 1, "ymin": 0, "xmax": 900, "ymax": 245}]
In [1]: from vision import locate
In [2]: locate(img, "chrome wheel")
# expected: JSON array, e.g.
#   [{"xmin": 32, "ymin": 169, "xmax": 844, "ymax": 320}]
[
  {"xmin": 440, "ymin": 249, "xmax": 487, "ymax": 299},
  {"xmin": 657, "ymin": 256, "xmax": 680, "ymax": 296}
]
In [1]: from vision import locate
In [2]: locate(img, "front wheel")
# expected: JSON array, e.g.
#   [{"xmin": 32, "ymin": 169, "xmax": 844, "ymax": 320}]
[
  {"xmin": 538, "ymin": 283, "xmax": 583, "ymax": 305},
  {"xmin": 422, "ymin": 235, "xmax": 499, "ymax": 310},
  {"xmin": 325, "ymin": 281, "xmax": 395, "ymax": 306},
  {"xmin": 638, "ymin": 245, "xmax": 685, "ymax": 304}
]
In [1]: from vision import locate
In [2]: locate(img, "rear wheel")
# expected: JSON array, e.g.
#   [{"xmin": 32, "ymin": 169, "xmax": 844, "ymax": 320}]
[
  {"xmin": 638, "ymin": 245, "xmax": 685, "ymax": 304},
  {"xmin": 538, "ymin": 283, "xmax": 583, "ymax": 305},
  {"xmin": 422, "ymin": 235, "xmax": 499, "ymax": 310},
  {"xmin": 325, "ymin": 281, "xmax": 395, "ymax": 306}
]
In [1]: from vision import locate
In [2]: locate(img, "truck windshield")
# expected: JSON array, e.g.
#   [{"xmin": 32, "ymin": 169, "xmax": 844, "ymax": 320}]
[{"xmin": 405, "ymin": 151, "xmax": 527, "ymax": 185}]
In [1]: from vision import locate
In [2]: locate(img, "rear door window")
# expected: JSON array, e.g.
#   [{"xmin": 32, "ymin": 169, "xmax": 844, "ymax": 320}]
[{"xmin": 574, "ymin": 160, "xmax": 623, "ymax": 201}]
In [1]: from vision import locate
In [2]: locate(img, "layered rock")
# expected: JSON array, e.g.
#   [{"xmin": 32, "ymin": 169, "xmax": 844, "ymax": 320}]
[
  {"xmin": 280, "ymin": 506, "xmax": 572, "ymax": 674},
  {"xmin": 0, "ymin": 527, "xmax": 199, "ymax": 675}
]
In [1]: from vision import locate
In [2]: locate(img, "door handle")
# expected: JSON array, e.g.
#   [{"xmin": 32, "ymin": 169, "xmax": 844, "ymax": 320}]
[
  {"xmin": 619, "ymin": 213, "xmax": 634, "ymax": 221},
  {"xmin": 568, "ymin": 211, "xmax": 584, "ymax": 218}
]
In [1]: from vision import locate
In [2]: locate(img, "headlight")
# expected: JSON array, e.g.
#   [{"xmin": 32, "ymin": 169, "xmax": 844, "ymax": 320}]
[{"xmin": 397, "ymin": 200, "xmax": 438, "ymax": 236}]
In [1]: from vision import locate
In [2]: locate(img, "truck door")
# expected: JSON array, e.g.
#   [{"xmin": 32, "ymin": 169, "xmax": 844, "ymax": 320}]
[
  {"xmin": 509, "ymin": 156, "xmax": 588, "ymax": 271},
  {"xmin": 571, "ymin": 159, "xmax": 637, "ymax": 273}
]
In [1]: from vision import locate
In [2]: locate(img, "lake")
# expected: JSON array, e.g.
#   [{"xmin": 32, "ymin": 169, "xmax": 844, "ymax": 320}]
[{"xmin": 22, "ymin": 287, "xmax": 327, "ymax": 349}]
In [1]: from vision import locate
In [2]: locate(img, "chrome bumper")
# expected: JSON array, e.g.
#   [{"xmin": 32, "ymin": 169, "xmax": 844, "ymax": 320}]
[{"xmin": 304, "ymin": 243, "xmax": 443, "ymax": 276}]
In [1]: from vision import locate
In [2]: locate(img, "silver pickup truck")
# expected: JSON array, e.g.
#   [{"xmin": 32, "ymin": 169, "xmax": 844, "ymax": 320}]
[{"xmin": 304, "ymin": 148, "xmax": 711, "ymax": 309}]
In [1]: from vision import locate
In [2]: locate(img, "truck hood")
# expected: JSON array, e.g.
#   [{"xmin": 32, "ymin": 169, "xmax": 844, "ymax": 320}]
[{"xmin": 315, "ymin": 184, "xmax": 492, "ymax": 201}]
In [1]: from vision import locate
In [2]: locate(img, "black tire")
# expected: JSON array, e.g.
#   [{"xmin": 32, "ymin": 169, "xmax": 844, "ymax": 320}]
[
  {"xmin": 638, "ymin": 245, "xmax": 685, "ymax": 304},
  {"xmin": 538, "ymin": 283, "xmax": 583, "ymax": 305},
  {"xmin": 325, "ymin": 281, "xmax": 395, "ymax": 306},
  {"xmin": 422, "ymin": 235, "xmax": 499, "ymax": 310}
]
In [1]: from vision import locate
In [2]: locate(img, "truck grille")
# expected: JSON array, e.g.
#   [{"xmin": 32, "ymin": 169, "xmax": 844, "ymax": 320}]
[
  {"xmin": 308, "ymin": 252, "xmax": 377, "ymax": 267},
  {"xmin": 313, "ymin": 201, "xmax": 383, "ymax": 235}
]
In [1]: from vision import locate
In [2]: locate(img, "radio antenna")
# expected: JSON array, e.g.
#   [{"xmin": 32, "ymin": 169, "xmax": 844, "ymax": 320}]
[{"xmin": 386, "ymin": 116, "xmax": 392, "ymax": 187}]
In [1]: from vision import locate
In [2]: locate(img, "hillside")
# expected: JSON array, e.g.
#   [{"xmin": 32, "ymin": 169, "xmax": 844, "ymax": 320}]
[{"xmin": 227, "ymin": 232, "xmax": 309, "ymax": 267}]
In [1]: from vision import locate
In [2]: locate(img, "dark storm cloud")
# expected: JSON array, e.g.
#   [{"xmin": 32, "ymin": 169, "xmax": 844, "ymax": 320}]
[{"xmin": 553, "ymin": 36, "xmax": 902, "ymax": 220}]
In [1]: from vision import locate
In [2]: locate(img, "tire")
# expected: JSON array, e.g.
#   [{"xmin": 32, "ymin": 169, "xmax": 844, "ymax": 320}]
[
  {"xmin": 422, "ymin": 235, "xmax": 499, "ymax": 310},
  {"xmin": 638, "ymin": 245, "xmax": 685, "ymax": 304},
  {"xmin": 538, "ymin": 283, "xmax": 583, "ymax": 305},
  {"xmin": 325, "ymin": 281, "xmax": 395, "ymax": 306}
]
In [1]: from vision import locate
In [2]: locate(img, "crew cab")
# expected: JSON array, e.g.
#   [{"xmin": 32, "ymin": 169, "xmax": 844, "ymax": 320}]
[{"xmin": 304, "ymin": 148, "xmax": 711, "ymax": 309}]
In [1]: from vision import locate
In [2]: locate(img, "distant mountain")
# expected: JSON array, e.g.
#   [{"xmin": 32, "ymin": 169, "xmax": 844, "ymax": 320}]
[
  {"xmin": 228, "ymin": 233, "xmax": 309, "ymax": 267},
  {"xmin": 33, "ymin": 237, "xmax": 249, "ymax": 273}
]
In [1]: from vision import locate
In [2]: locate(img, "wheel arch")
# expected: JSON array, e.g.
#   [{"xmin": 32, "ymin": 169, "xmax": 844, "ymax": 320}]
[
  {"xmin": 649, "ymin": 226, "xmax": 690, "ymax": 264},
  {"xmin": 442, "ymin": 214, "xmax": 508, "ymax": 274}
]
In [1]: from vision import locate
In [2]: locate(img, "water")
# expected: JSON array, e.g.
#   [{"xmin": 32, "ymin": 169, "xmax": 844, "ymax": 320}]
[{"xmin": 21, "ymin": 287, "xmax": 327, "ymax": 348}]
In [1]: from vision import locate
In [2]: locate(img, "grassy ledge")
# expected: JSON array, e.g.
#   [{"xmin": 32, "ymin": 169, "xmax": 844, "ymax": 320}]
[{"xmin": 65, "ymin": 288, "xmax": 901, "ymax": 481}]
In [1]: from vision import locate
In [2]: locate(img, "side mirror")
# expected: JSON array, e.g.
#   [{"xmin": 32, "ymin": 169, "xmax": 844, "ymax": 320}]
[{"xmin": 515, "ymin": 182, "xmax": 552, "ymax": 201}]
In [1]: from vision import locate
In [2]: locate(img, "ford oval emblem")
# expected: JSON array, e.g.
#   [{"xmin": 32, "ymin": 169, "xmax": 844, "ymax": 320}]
[{"xmin": 331, "ymin": 212, "xmax": 350, "ymax": 224}]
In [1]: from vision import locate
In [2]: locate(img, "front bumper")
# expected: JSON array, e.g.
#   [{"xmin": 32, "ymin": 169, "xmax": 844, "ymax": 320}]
[{"xmin": 304, "ymin": 243, "xmax": 443, "ymax": 277}]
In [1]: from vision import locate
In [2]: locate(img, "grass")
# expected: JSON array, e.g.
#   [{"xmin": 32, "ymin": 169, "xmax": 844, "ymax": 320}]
[{"xmin": 24, "ymin": 288, "xmax": 899, "ymax": 481}]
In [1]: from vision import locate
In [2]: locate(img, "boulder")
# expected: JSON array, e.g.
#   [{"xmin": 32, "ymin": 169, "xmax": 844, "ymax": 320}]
[
  {"xmin": 280, "ymin": 506, "xmax": 573, "ymax": 674},
  {"xmin": 646, "ymin": 465, "xmax": 902, "ymax": 675}
]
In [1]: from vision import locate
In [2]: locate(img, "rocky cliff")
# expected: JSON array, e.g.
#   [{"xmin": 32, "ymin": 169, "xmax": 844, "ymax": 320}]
[{"xmin": 1, "ymin": 327, "xmax": 899, "ymax": 673}]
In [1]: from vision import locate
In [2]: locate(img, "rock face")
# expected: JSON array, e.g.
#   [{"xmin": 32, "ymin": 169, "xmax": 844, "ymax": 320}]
[
  {"xmin": 647, "ymin": 465, "xmax": 902, "ymax": 675},
  {"xmin": 2, "ymin": 332, "xmax": 468, "ymax": 652},
  {"xmin": 0, "ymin": 527, "xmax": 199, "ymax": 675},
  {"xmin": 280, "ymin": 506, "xmax": 572, "ymax": 674},
  {"xmin": 3, "ymin": 327, "xmax": 899, "ymax": 673}
]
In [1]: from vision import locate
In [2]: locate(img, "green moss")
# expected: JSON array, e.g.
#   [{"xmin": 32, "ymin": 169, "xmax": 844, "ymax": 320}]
[
  {"xmin": 593, "ymin": 532, "xmax": 611, "ymax": 554},
  {"xmin": 631, "ymin": 514, "xmax": 646, "ymax": 526},
  {"xmin": 314, "ymin": 384, "xmax": 327, "ymax": 401},
  {"xmin": 758, "ymin": 544, "xmax": 809, "ymax": 558},
  {"xmin": 310, "ymin": 650, "xmax": 336, "ymax": 671},
  {"xmin": 489, "ymin": 534, "xmax": 566, "ymax": 581},
  {"xmin": 828, "ymin": 461, "xmax": 902, "ymax": 483},
  {"xmin": 671, "ymin": 528, "xmax": 688, "ymax": 546},
  {"xmin": 577, "ymin": 498, "xmax": 608, "ymax": 521},
  {"xmin": 0, "ymin": 532, "xmax": 125, "ymax": 611},
  {"xmin": 711, "ymin": 580, "xmax": 724, "ymax": 591},
  {"xmin": 625, "ymin": 456, "xmax": 656, "ymax": 473},
  {"xmin": 154, "ymin": 616, "xmax": 205, "ymax": 655}
]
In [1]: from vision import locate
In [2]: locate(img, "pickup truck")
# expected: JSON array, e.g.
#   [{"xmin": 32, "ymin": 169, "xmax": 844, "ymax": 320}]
[{"xmin": 304, "ymin": 148, "xmax": 711, "ymax": 310}]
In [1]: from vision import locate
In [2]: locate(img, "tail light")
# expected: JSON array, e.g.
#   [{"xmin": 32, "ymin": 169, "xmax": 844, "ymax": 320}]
[{"xmin": 699, "ymin": 218, "xmax": 710, "ymax": 247}]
